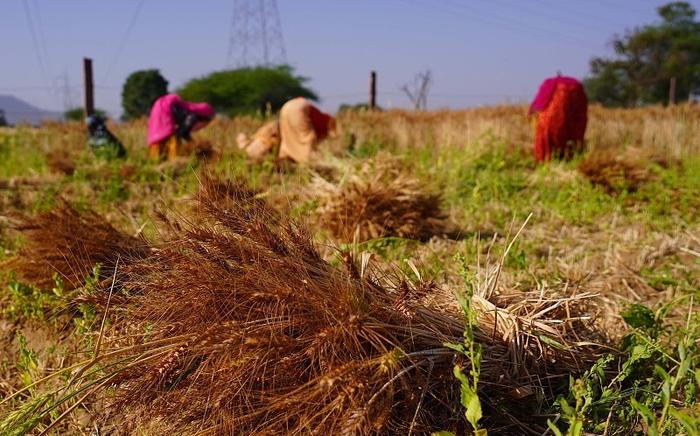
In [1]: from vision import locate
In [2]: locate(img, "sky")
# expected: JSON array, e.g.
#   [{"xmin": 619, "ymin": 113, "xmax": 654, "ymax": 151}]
[{"xmin": 1, "ymin": 0, "xmax": 695, "ymax": 117}]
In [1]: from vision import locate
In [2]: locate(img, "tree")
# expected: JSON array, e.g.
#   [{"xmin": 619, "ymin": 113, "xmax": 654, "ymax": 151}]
[
  {"xmin": 400, "ymin": 70, "xmax": 432, "ymax": 110},
  {"xmin": 121, "ymin": 69, "xmax": 168, "ymax": 120},
  {"xmin": 178, "ymin": 65, "xmax": 317, "ymax": 116},
  {"xmin": 0, "ymin": 109, "xmax": 6, "ymax": 127},
  {"xmin": 63, "ymin": 107, "xmax": 107, "ymax": 121},
  {"xmin": 584, "ymin": 2, "xmax": 700, "ymax": 106}
]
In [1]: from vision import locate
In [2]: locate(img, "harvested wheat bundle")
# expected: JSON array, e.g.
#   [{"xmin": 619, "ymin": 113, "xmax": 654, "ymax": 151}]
[
  {"xmin": 1, "ymin": 180, "xmax": 604, "ymax": 435},
  {"xmin": 578, "ymin": 147, "xmax": 672, "ymax": 194},
  {"xmin": 183, "ymin": 140, "xmax": 220, "ymax": 162},
  {"xmin": 46, "ymin": 149, "xmax": 76, "ymax": 176},
  {"xmin": 313, "ymin": 155, "xmax": 447, "ymax": 242},
  {"xmin": 197, "ymin": 174, "xmax": 264, "ymax": 209},
  {"xmin": 6, "ymin": 200, "xmax": 147, "ymax": 290}
]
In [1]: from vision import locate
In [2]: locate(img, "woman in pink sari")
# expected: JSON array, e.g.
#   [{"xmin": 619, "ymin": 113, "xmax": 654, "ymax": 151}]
[{"xmin": 147, "ymin": 94, "xmax": 214, "ymax": 160}]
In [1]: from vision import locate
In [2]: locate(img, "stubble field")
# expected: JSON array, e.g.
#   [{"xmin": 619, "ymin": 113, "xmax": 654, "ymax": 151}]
[{"xmin": 0, "ymin": 104, "xmax": 698, "ymax": 435}]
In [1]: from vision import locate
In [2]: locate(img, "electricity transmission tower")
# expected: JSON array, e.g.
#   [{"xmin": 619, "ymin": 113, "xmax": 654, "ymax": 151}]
[
  {"xmin": 57, "ymin": 72, "xmax": 77, "ymax": 112},
  {"xmin": 226, "ymin": 0, "xmax": 287, "ymax": 68}
]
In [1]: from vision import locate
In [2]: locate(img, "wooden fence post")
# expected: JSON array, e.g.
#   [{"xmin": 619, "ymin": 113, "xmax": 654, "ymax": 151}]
[
  {"xmin": 369, "ymin": 70, "xmax": 377, "ymax": 110},
  {"xmin": 669, "ymin": 77, "xmax": 677, "ymax": 106},
  {"xmin": 83, "ymin": 58, "xmax": 94, "ymax": 117}
]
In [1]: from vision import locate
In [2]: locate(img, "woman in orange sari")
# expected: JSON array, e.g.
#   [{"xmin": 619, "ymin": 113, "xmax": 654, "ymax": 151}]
[
  {"xmin": 237, "ymin": 120, "xmax": 280, "ymax": 161},
  {"xmin": 237, "ymin": 97, "xmax": 336, "ymax": 163},
  {"xmin": 529, "ymin": 76, "xmax": 588, "ymax": 161},
  {"xmin": 278, "ymin": 97, "xmax": 336, "ymax": 163}
]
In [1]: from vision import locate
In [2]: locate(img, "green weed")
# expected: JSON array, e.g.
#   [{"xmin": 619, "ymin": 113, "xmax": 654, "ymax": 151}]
[
  {"xmin": 3, "ymin": 278, "xmax": 60, "ymax": 321},
  {"xmin": 443, "ymin": 254, "xmax": 486, "ymax": 435},
  {"xmin": 0, "ymin": 131, "xmax": 48, "ymax": 178},
  {"xmin": 548, "ymin": 300, "xmax": 700, "ymax": 435}
]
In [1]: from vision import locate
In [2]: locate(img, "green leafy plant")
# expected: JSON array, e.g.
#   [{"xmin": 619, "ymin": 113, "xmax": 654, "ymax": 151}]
[
  {"xmin": 0, "ymin": 333, "xmax": 57, "ymax": 436},
  {"xmin": 547, "ymin": 355, "xmax": 615, "ymax": 436},
  {"xmin": 548, "ymin": 301, "xmax": 699, "ymax": 435},
  {"xmin": 443, "ymin": 254, "xmax": 486, "ymax": 435},
  {"xmin": 72, "ymin": 265, "xmax": 101, "ymax": 342},
  {"xmin": 4, "ymin": 278, "xmax": 60, "ymax": 321},
  {"xmin": 16, "ymin": 333, "xmax": 39, "ymax": 390}
]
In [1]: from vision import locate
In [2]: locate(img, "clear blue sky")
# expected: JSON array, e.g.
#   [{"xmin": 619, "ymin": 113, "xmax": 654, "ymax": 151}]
[{"xmin": 1, "ymin": 0, "xmax": 694, "ymax": 116}]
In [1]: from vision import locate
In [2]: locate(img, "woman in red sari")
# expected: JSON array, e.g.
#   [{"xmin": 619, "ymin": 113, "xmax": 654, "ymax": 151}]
[{"xmin": 529, "ymin": 76, "xmax": 588, "ymax": 161}]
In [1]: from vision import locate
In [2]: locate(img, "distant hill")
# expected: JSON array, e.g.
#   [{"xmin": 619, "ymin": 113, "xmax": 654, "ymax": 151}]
[{"xmin": 0, "ymin": 95, "xmax": 61, "ymax": 125}]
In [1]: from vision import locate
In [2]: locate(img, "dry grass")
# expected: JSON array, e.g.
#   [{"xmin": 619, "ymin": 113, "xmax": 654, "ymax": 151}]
[
  {"xmin": 577, "ymin": 147, "xmax": 676, "ymax": 194},
  {"xmin": 313, "ymin": 155, "xmax": 449, "ymax": 242},
  {"xmin": 6, "ymin": 104, "xmax": 698, "ymax": 177},
  {"xmin": 578, "ymin": 152, "xmax": 653, "ymax": 194},
  {"xmin": 332, "ymin": 104, "xmax": 700, "ymax": 158},
  {"xmin": 4, "ymin": 103, "xmax": 697, "ymax": 433},
  {"xmin": 45, "ymin": 150, "xmax": 76, "ymax": 176},
  {"xmin": 182, "ymin": 140, "xmax": 220, "ymax": 162},
  {"xmin": 0, "ymin": 178, "xmax": 607, "ymax": 435},
  {"xmin": 6, "ymin": 201, "xmax": 147, "ymax": 290}
]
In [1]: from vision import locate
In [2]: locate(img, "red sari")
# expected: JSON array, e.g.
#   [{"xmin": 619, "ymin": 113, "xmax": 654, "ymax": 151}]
[{"xmin": 531, "ymin": 78, "xmax": 588, "ymax": 161}]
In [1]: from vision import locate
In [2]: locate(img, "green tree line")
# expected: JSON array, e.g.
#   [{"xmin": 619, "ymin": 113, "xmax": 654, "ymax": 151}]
[
  {"xmin": 585, "ymin": 1, "xmax": 700, "ymax": 106},
  {"xmin": 119, "ymin": 65, "xmax": 316, "ymax": 120}
]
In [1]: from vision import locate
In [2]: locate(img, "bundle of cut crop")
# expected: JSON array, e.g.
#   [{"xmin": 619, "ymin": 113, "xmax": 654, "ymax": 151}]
[
  {"xmin": 2, "ymin": 178, "xmax": 603, "ymax": 435},
  {"xmin": 313, "ymin": 154, "xmax": 448, "ymax": 242}
]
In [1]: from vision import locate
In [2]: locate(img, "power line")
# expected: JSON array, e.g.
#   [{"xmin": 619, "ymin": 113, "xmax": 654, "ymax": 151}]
[
  {"xmin": 528, "ymin": 0, "xmax": 629, "ymax": 28},
  {"xmin": 318, "ymin": 91, "xmax": 531, "ymax": 101},
  {"xmin": 103, "ymin": 0, "xmax": 146, "ymax": 81},
  {"xmin": 0, "ymin": 110, "xmax": 60, "ymax": 115},
  {"xmin": 320, "ymin": 93, "xmax": 367, "ymax": 99},
  {"xmin": 394, "ymin": 0, "xmax": 591, "ymax": 49},
  {"xmin": 584, "ymin": 0, "xmax": 656, "ymax": 16},
  {"xmin": 22, "ymin": 0, "xmax": 52, "ymax": 94},
  {"xmin": 474, "ymin": 0, "xmax": 612, "ymax": 33},
  {"xmin": 434, "ymin": 0, "xmax": 592, "ymax": 47},
  {"xmin": 0, "ymin": 84, "xmax": 118, "ymax": 91},
  {"xmin": 31, "ymin": 0, "xmax": 53, "ymax": 84},
  {"xmin": 56, "ymin": 72, "xmax": 78, "ymax": 111},
  {"xmin": 0, "ymin": 85, "xmax": 61, "ymax": 91},
  {"xmin": 30, "ymin": 0, "xmax": 64, "ymax": 108}
]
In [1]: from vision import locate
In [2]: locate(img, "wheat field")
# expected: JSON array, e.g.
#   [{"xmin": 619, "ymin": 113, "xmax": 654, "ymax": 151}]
[{"xmin": 0, "ymin": 104, "xmax": 698, "ymax": 435}]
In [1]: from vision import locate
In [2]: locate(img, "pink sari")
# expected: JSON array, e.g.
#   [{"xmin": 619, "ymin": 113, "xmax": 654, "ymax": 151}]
[{"xmin": 147, "ymin": 94, "xmax": 214, "ymax": 145}]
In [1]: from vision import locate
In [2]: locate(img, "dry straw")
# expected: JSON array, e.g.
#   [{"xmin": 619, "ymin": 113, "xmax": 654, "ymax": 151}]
[
  {"xmin": 6, "ymin": 200, "xmax": 147, "ymax": 290},
  {"xmin": 313, "ymin": 154, "xmax": 449, "ymax": 242},
  {"xmin": 45, "ymin": 149, "xmax": 76, "ymax": 176},
  {"xmin": 3, "ymin": 178, "xmax": 604, "ymax": 435},
  {"xmin": 578, "ymin": 147, "xmax": 677, "ymax": 194}
]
